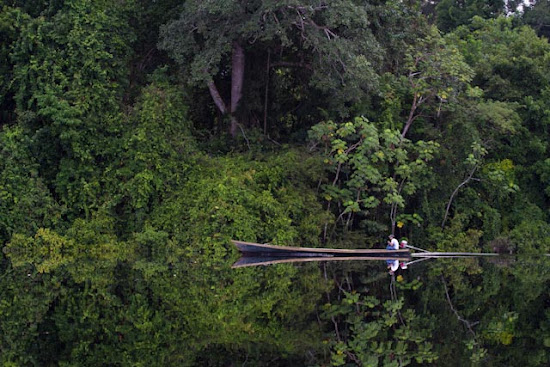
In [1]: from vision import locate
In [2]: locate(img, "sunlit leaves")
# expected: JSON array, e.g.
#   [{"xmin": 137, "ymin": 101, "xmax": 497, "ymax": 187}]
[{"xmin": 309, "ymin": 116, "xmax": 438, "ymax": 235}]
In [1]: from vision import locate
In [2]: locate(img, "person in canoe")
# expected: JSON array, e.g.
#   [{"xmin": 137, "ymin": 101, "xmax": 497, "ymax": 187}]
[{"xmin": 387, "ymin": 234, "xmax": 399, "ymax": 250}]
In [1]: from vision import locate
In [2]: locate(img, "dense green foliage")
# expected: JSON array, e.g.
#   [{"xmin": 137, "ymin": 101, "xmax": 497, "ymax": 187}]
[{"xmin": 2, "ymin": 0, "xmax": 550, "ymax": 365}]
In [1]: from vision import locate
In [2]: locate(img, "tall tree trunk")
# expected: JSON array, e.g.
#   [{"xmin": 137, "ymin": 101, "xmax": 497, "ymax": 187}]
[
  {"xmin": 263, "ymin": 49, "xmax": 271, "ymax": 135},
  {"xmin": 205, "ymin": 42, "xmax": 245, "ymax": 138},
  {"xmin": 230, "ymin": 42, "xmax": 245, "ymax": 137},
  {"xmin": 231, "ymin": 42, "xmax": 245, "ymax": 113}
]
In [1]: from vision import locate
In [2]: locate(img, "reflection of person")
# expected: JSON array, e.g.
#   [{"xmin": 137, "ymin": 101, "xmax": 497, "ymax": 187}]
[{"xmin": 387, "ymin": 259, "xmax": 399, "ymax": 274}]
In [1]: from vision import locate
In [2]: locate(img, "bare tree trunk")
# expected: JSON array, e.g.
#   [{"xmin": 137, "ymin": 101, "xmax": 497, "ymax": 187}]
[
  {"xmin": 230, "ymin": 42, "xmax": 245, "ymax": 112},
  {"xmin": 263, "ymin": 49, "xmax": 271, "ymax": 135},
  {"xmin": 229, "ymin": 116, "xmax": 239, "ymax": 138},
  {"xmin": 230, "ymin": 42, "xmax": 245, "ymax": 137}
]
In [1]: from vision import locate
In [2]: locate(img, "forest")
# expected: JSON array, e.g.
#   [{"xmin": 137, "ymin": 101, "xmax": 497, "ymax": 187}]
[{"xmin": 1, "ymin": 0, "xmax": 550, "ymax": 365}]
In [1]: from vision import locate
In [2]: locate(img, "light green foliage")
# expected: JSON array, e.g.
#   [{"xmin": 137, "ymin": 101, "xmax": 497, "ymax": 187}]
[
  {"xmin": 3, "ymin": 147, "xmax": 330, "ymax": 365},
  {"xmin": 10, "ymin": 0, "xmax": 135, "ymax": 215},
  {"xmin": 482, "ymin": 159, "xmax": 520, "ymax": 199},
  {"xmin": 12, "ymin": 0, "xmax": 134, "ymax": 112},
  {"xmin": 5, "ymin": 214, "xmax": 129, "ymax": 288},
  {"xmin": 482, "ymin": 312, "xmax": 518, "ymax": 346},
  {"xmin": 309, "ymin": 117, "xmax": 438, "ymax": 235},
  {"xmin": 3, "ymin": 1, "xmax": 550, "ymax": 366},
  {"xmin": 428, "ymin": 214, "xmax": 484, "ymax": 278},
  {"xmin": 473, "ymin": 101, "xmax": 521, "ymax": 135},
  {"xmin": 7, "ymin": 228, "xmax": 75, "ymax": 274},
  {"xmin": 143, "ymin": 151, "xmax": 330, "ymax": 362},
  {"xmin": 151, "ymin": 150, "xmax": 327, "ymax": 247}
]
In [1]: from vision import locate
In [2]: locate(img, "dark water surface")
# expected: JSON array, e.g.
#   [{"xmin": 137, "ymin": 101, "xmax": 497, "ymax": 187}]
[{"xmin": 2, "ymin": 245, "xmax": 549, "ymax": 366}]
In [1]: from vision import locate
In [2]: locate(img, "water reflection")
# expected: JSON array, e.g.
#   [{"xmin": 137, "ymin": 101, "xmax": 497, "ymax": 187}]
[{"xmin": 2, "ymin": 239, "xmax": 549, "ymax": 366}]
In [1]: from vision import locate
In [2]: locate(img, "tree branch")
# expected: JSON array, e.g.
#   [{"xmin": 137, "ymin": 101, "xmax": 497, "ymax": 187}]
[
  {"xmin": 441, "ymin": 276, "xmax": 479, "ymax": 337},
  {"xmin": 270, "ymin": 61, "xmax": 312, "ymax": 70},
  {"xmin": 206, "ymin": 80, "xmax": 227, "ymax": 115},
  {"xmin": 401, "ymin": 92, "xmax": 418, "ymax": 140},
  {"xmin": 441, "ymin": 165, "xmax": 481, "ymax": 228}
]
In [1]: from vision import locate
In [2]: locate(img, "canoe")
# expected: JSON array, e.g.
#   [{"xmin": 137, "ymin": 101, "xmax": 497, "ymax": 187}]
[
  {"xmin": 232, "ymin": 240, "xmax": 411, "ymax": 257},
  {"xmin": 231, "ymin": 240, "xmax": 411, "ymax": 268}
]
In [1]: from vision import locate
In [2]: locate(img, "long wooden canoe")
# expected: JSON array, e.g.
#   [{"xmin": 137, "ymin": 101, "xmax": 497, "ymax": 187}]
[{"xmin": 231, "ymin": 240, "xmax": 411, "ymax": 268}]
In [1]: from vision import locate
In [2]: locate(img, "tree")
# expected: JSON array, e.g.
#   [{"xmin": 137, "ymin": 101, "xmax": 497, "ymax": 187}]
[
  {"xmin": 159, "ymin": 0, "xmax": 381, "ymax": 137},
  {"xmin": 309, "ymin": 116, "xmax": 439, "ymax": 238},
  {"xmin": 441, "ymin": 16, "xmax": 550, "ymax": 236},
  {"xmin": 395, "ymin": 25, "xmax": 474, "ymax": 139}
]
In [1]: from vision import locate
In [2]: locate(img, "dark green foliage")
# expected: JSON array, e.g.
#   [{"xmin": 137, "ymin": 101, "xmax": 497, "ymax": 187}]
[
  {"xmin": 0, "ymin": 125, "xmax": 61, "ymax": 244},
  {"xmin": 522, "ymin": 0, "xmax": 550, "ymax": 39},
  {"xmin": 0, "ymin": 5, "xmax": 28, "ymax": 124},
  {"xmin": 435, "ymin": 0, "xmax": 506, "ymax": 32},
  {"xmin": 159, "ymin": 0, "xmax": 383, "ymax": 135}
]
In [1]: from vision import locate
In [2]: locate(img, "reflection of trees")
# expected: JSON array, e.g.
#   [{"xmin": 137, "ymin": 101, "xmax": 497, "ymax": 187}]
[{"xmin": 318, "ymin": 254, "xmax": 550, "ymax": 366}]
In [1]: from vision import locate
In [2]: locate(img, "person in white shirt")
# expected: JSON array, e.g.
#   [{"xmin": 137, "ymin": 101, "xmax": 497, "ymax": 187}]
[{"xmin": 388, "ymin": 234, "xmax": 399, "ymax": 249}]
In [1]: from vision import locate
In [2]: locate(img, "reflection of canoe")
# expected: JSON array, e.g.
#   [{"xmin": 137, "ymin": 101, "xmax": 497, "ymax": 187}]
[{"xmin": 231, "ymin": 240, "xmax": 411, "ymax": 268}]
